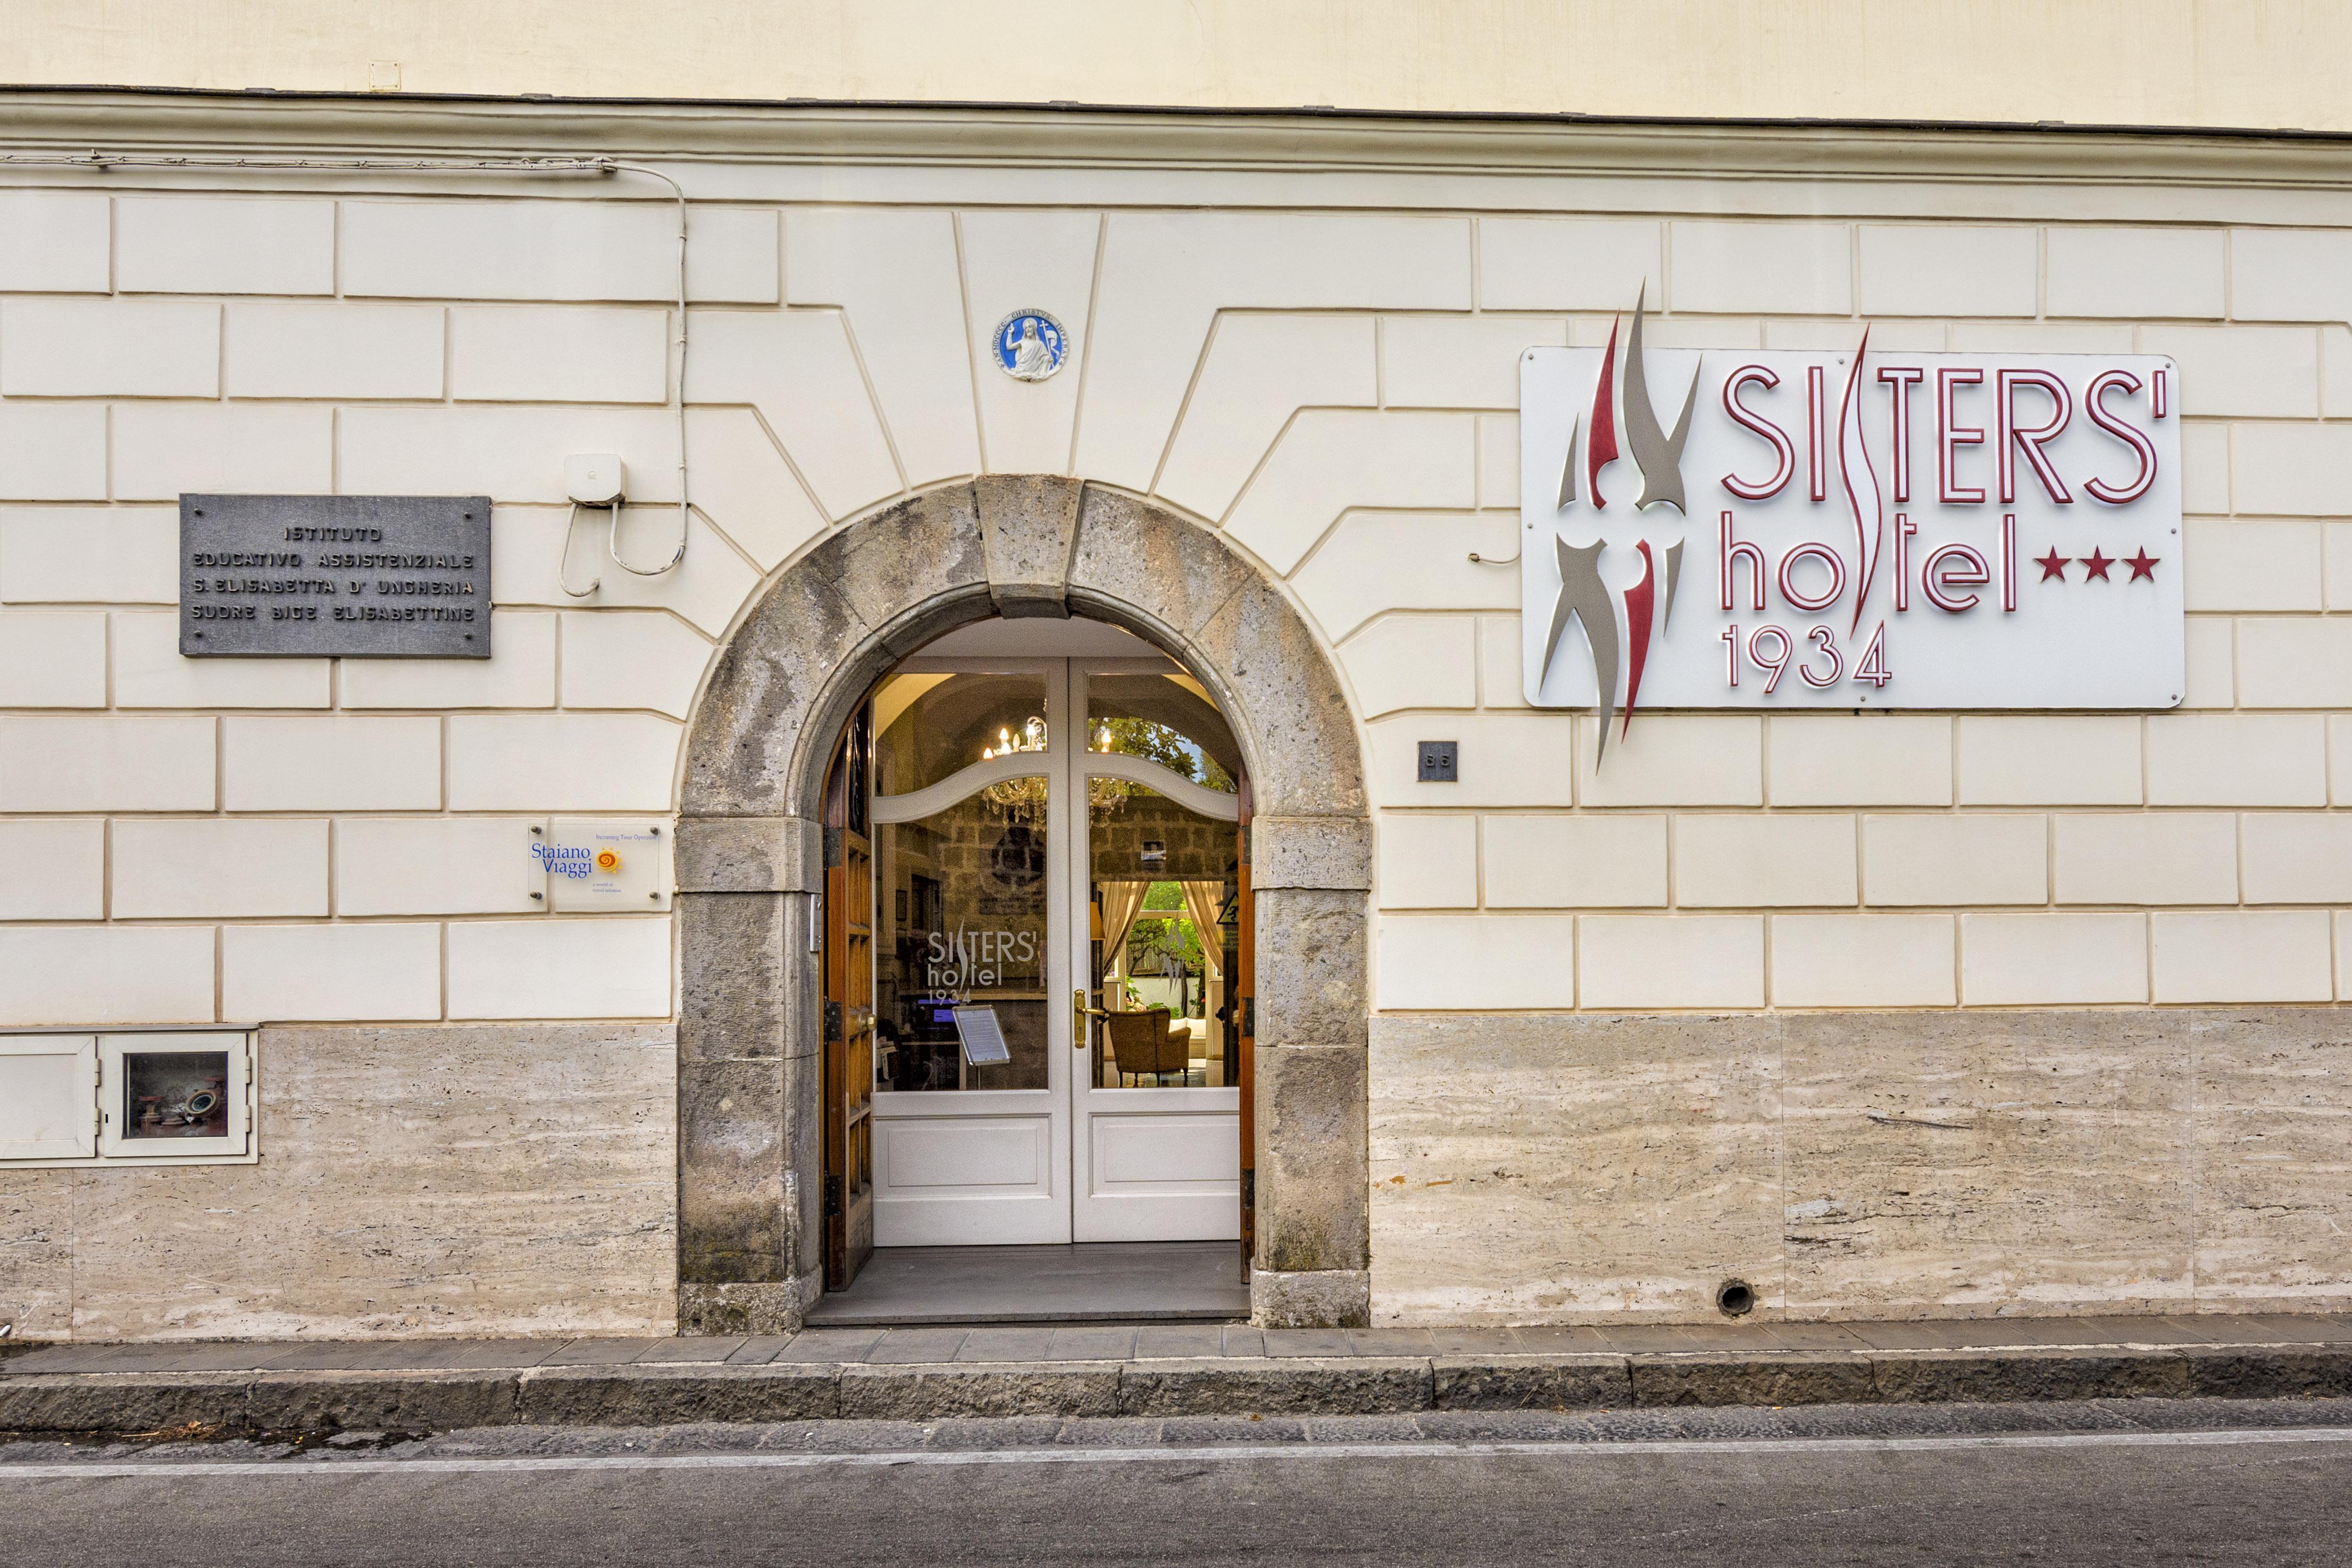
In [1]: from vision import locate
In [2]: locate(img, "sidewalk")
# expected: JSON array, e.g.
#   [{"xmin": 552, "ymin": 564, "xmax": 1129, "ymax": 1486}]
[{"xmin": 5, "ymin": 1314, "xmax": 2350, "ymax": 1439}]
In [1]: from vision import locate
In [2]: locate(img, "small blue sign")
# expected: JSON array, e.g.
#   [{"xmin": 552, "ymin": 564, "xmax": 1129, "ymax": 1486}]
[{"xmin": 993, "ymin": 309, "xmax": 1069, "ymax": 381}]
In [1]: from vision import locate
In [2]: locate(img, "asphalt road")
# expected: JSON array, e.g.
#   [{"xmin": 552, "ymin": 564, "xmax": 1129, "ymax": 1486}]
[{"xmin": 4, "ymin": 1403, "xmax": 2350, "ymax": 1567}]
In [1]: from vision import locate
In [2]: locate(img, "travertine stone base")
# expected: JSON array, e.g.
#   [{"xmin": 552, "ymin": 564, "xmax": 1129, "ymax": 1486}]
[
  {"xmin": 1370, "ymin": 1008, "xmax": 2352, "ymax": 1326},
  {"xmin": 1371, "ymin": 1012, "xmax": 1779, "ymax": 1326},
  {"xmin": 0, "ymin": 1173, "xmax": 70, "ymax": 1341},
  {"xmin": 0, "ymin": 1023, "xmax": 677, "ymax": 1342},
  {"xmin": 1783, "ymin": 1009, "xmax": 2193, "ymax": 1317}
]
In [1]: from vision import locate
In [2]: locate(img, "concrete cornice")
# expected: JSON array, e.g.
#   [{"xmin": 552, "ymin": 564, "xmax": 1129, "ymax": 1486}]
[{"xmin": 4, "ymin": 87, "xmax": 2352, "ymax": 190}]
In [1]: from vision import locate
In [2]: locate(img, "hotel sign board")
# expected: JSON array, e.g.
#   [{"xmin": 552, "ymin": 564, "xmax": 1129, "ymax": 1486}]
[
  {"xmin": 1520, "ymin": 306, "xmax": 2181, "ymax": 747},
  {"xmin": 180, "ymin": 494, "xmax": 493, "ymax": 658}
]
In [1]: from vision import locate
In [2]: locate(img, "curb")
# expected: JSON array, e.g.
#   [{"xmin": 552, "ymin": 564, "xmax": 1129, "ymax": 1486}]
[
  {"xmin": 3, "ymin": 1346, "xmax": 2349, "ymax": 1439},
  {"xmin": 1117, "ymin": 1357, "xmax": 1433, "ymax": 1416}
]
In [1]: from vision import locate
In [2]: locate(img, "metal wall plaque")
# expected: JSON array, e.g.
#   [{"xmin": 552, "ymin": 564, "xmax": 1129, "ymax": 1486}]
[{"xmin": 180, "ymin": 494, "xmax": 493, "ymax": 657}]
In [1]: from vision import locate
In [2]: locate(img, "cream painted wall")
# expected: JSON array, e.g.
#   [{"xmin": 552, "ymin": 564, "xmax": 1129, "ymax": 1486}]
[
  {"xmin": 5, "ymin": 101, "xmax": 2352, "ymax": 1333},
  {"xmin": 5, "ymin": 0, "xmax": 2351, "ymax": 133}
]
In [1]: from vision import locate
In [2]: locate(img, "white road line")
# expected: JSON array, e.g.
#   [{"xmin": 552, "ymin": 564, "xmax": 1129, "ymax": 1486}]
[{"xmin": 2, "ymin": 1425, "xmax": 2351, "ymax": 1479}]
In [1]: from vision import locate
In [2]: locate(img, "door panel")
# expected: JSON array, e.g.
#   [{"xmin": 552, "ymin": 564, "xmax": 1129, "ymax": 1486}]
[
  {"xmin": 1091, "ymin": 1111, "xmax": 1239, "ymax": 1186},
  {"xmin": 0, "ymin": 1036, "xmax": 97, "ymax": 1161},
  {"xmin": 883, "ymin": 1115, "xmax": 1048, "ymax": 1188},
  {"xmin": 1083, "ymin": 1111, "xmax": 1244, "ymax": 1240},
  {"xmin": 871, "ymin": 1112, "xmax": 1069, "ymax": 1244}
]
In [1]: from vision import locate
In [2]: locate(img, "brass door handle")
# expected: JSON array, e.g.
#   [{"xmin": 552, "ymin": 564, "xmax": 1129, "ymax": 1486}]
[{"xmin": 1072, "ymin": 988, "xmax": 1110, "ymax": 1049}]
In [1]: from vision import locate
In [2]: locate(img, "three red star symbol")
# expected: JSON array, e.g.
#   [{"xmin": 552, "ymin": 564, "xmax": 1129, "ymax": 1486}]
[{"xmin": 2036, "ymin": 545, "xmax": 2158, "ymax": 584}]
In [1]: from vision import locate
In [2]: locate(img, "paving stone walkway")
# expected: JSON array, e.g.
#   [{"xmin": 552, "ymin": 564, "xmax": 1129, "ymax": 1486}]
[{"xmin": 12, "ymin": 1311, "xmax": 2352, "ymax": 1378}]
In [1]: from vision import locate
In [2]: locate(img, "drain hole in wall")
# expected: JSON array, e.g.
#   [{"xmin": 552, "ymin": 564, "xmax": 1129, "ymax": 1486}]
[{"xmin": 1715, "ymin": 1279, "xmax": 1756, "ymax": 1317}]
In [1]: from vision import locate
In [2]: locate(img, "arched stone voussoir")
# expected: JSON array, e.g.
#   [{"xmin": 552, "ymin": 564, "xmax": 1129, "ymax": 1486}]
[
  {"xmin": 681, "ymin": 483, "xmax": 987, "ymax": 818},
  {"xmin": 1190, "ymin": 577, "xmax": 1365, "ymax": 821},
  {"xmin": 974, "ymin": 474, "xmax": 1085, "ymax": 618},
  {"xmin": 1066, "ymin": 485, "xmax": 1261, "ymax": 645},
  {"xmin": 1064, "ymin": 485, "xmax": 1365, "ymax": 820},
  {"xmin": 681, "ymin": 565, "xmax": 871, "ymax": 819},
  {"xmin": 675, "ymin": 476, "xmax": 1373, "ymax": 1330},
  {"xmin": 823, "ymin": 482, "xmax": 989, "ymax": 633}
]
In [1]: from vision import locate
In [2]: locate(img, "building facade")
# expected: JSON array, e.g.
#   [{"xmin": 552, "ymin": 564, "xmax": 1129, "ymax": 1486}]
[{"xmin": 3, "ymin": 34, "xmax": 2351, "ymax": 1338}]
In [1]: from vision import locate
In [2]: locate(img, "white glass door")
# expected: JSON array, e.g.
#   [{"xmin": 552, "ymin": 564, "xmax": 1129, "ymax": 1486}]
[
  {"xmin": 868, "ymin": 658, "xmax": 1072, "ymax": 1245},
  {"xmin": 1067, "ymin": 661, "xmax": 1244, "ymax": 1242},
  {"xmin": 864, "ymin": 654, "xmax": 1244, "ymax": 1247}
]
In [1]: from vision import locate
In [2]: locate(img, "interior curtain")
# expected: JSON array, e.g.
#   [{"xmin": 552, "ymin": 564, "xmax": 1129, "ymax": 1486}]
[
  {"xmin": 1098, "ymin": 880, "xmax": 1150, "ymax": 991},
  {"xmin": 1179, "ymin": 880, "xmax": 1225, "ymax": 980}
]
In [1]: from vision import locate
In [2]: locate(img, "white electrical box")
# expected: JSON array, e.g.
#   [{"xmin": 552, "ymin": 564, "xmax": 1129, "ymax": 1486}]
[
  {"xmin": 0, "ymin": 1030, "xmax": 256, "ymax": 1168},
  {"xmin": 532, "ymin": 820, "xmax": 673, "ymax": 911},
  {"xmin": 565, "ymin": 453, "xmax": 628, "ymax": 506}
]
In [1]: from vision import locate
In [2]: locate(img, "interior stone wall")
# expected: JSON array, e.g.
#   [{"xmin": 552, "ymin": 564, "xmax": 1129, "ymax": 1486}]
[
  {"xmin": 676, "ymin": 477, "xmax": 1373, "ymax": 1330},
  {"xmin": 1369, "ymin": 1007, "xmax": 2352, "ymax": 1325},
  {"xmin": 0, "ymin": 1023, "xmax": 677, "ymax": 1341},
  {"xmin": 1090, "ymin": 791, "xmax": 1236, "ymax": 882}
]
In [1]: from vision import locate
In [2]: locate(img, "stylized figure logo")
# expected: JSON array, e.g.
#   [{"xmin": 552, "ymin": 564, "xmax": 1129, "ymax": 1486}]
[
  {"xmin": 1541, "ymin": 286, "xmax": 1700, "ymax": 761},
  {"xmin": 1541, "ymin": 290, "xmax": 1877, "ymax": 761}
]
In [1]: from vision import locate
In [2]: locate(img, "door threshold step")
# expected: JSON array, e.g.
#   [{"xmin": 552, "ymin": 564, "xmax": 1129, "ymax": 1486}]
[
  {"xmin": 802, "ymin": 1306, "xmax": 1245, "ymax": 1328},
  {"xmin": 806, "ymin": 1241, "xmax": 1252, "ymax": 1328}
]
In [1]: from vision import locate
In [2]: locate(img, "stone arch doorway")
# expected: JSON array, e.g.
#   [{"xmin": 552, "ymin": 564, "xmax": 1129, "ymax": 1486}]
[{"xmin": 674, "ymin": 478, "xmax": 1371, "ymax": 1332}]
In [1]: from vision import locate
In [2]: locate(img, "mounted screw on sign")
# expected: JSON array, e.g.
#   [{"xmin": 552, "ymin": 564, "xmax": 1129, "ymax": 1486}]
[{"xmin": 1520, "ymin": 290, "xmax": 2183, "ymax": 761}]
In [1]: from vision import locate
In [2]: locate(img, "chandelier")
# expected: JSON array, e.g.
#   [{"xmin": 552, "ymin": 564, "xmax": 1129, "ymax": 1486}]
[{"xmin": 978, "ymin": 718, "xmax": 1131, "ymax": 819}]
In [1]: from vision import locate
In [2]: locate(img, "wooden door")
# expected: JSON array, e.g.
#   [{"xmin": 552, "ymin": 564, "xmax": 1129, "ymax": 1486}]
[
  {"xmin": 1235, "ymin": 776, "xmax": 1255, "ymax": 1272},
  {"xmin": 822, "ymin": 704, "xmax": 875, "ymax": 1289}
]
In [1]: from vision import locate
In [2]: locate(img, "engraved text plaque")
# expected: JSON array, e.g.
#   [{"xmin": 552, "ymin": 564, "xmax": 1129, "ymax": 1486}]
[{"xmin": 180, "ymin": 494, "xmax": 493, "ymax": 657}]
